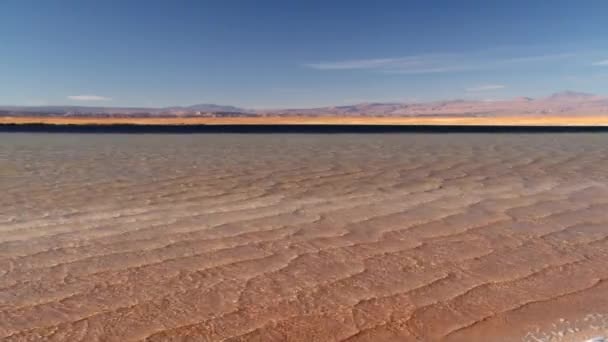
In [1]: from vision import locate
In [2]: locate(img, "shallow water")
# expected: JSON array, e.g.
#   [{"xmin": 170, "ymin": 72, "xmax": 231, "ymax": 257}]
[{"xmin": 1, "ymin": 133, "xmax": 608, "ymax": 341}]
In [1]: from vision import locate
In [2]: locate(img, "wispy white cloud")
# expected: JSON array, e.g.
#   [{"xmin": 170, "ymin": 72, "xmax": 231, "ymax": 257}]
[
  {"xmin": 306, "ymin": 57, "xmax": 427, "ymax": 71},
  {"xmin": 305, "ymin": 52, "xmax": 575, "ymax": 74},
  {"xmin": 501, "ymin": 53, "xmax": 575, "ymax": 63},
  {"xmin": 592, "ymin": 59, "xmax": 608, "ymax": 66},
  {"xmin": 306, "ymin": 58, "xmax": 403, "ymax": 70},
  {"xmin": 67, "ymin": 95, "xmax": 112, "ymax": 101},
  {"xmin": 466, "ymin": 84, "xmax": 506, "ymax": 92},
  {"xmin": 304, "ymin": 55, "xmax": 467, "ymax": 74}
]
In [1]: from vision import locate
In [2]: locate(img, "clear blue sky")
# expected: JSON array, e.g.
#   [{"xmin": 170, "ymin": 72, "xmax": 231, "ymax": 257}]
[{"xmin": 2, "ymin": 0, "xmax": 607, "ymax": 108}]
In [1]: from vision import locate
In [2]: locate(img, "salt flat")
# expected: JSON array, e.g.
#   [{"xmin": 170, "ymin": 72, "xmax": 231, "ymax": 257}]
[
  {"xmin": 3, "ymin": 115, "xmax": 608, "ymax": 126},
  {"xmin": 1, "ymin": 133, "xmax": 608, "ymax": 341}
]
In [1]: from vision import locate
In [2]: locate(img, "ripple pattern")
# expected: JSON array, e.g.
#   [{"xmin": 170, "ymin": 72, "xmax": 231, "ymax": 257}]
[{"xmin": 1, "ymin": 133, "xmax": 608, "ymax": 341}]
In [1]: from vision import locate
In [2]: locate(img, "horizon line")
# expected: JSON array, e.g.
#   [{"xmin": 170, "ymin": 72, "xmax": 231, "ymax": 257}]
[{"xmin": 0, "ymin": 90, "xmax": 603, "ymax": 111}]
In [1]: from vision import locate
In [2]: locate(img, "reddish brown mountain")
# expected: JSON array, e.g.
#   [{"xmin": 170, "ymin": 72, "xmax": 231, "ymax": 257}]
[{"xmin": 261, "ymin": 91, "xmax": 608, "ymax": 117}]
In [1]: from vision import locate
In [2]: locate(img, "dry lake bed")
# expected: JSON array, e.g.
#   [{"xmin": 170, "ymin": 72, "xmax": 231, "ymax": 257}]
[{"xmin": 1, "ymin": 132, "xmax": 608, "ymax": 341}]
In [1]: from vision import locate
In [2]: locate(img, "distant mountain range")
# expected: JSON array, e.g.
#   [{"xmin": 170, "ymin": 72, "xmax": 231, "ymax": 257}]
[
  {"xmin": 264, "ymin": 91, "xmax": 608, "ymax": 117},
  {"xmin": 2, "ymin": 91, "xmax": 608, "ymax": 117},
  {"xmin": 0, "ymin": 104, "xmax": 249, "ymax": 117}
]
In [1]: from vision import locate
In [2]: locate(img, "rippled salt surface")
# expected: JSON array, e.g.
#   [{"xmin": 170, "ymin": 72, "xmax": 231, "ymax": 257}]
[{"xmin": 1, "ymin": 133, "xmax": 608, "ymax": 341}]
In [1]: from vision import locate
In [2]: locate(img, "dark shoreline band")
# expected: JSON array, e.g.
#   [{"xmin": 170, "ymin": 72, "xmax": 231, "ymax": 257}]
[{"xmin": 2, "ymin": 123, "xmax": 608, "ymax": 133}]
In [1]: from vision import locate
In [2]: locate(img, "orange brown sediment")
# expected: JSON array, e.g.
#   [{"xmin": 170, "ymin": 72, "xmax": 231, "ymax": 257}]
[
  {"xmin": 2, "ymin": 114, "xmax": 608, "ymax": 126},
  {"xmin": 1, "ymin": 133, "xmax": 608, "ymax": 341}
]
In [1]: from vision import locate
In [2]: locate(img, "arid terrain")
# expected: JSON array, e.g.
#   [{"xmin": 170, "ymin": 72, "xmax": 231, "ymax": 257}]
[
  {"xmin": 2, "ymin": 133, "xmax": 608, "ymax": 341},
  {"xmin": 3, "ymin": 115, "xmax": 608, "ymax": 127}
]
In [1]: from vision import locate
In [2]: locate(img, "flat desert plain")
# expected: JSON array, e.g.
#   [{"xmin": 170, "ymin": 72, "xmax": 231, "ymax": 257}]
[
  {"xmin": 1, "ymin": 133, "xmax": 608, "ymax": 341},
  {"xmin": 3, "ymin": 115, "xmax": 608, "ymax": 126}
]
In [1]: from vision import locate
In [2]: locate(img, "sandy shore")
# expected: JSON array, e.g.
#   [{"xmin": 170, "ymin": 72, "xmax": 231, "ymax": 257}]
[
  {"xmin": 1, "ymin": 133, "xmax": 608, "ymax": 341},
  {"xmin": 3, "ymin": 115, "xmax": 608, "ymax": 126}
]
